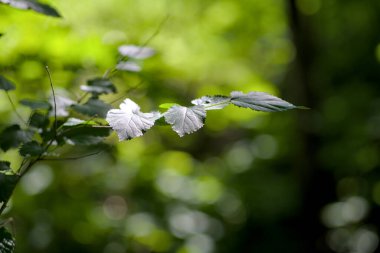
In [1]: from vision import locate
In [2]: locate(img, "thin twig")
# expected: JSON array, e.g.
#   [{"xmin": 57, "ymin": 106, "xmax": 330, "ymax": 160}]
[
  {"xmin": 45, "ymin": 66, "xmax": 57, "ymax": 136},
  {"xmin": 5, "ymin": 91, "xmax": 27, "ymax": 125},
  {"xmin": 109, "ymin": 80, "xmax": 145, "ymax": 105}
]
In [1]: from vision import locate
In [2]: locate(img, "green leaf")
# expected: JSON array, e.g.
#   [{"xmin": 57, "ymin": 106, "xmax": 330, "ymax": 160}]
[
  {"xmin": 0, "ymin": 227, "xmax": 15, "ymax": 253},
  {"xmin": 0, "ymin": 76, "xmax": 15, "ymax": 91},
  {"xmin": 106, "ymin": 99, "xmax": 161, "ymax": 140},
  {"xmin": 61, "ymin": 125, "xmax": 110, "ymax": 145},
  {"xmin": 0, "ymin": 161, "xmax": 11, "ymax": 172},
  {"xmin": 0, "ymin": 162, "xmax": 18, "ymax": 203},
  {"xmin": 230, "ymin": 91, "xmax": 298, "ymax": 112},
  {"xmin": 62, "ymin": 118, "xmax": 96, "ymax": 127},
  {"xmin": 80, "ymin": 78, "xmax": 117, "ymax": 95},
  {"xmin": 0, "ymin": 125, "xmax": 33, "ymax": 152},
  {"xmin": 71, "ymin": 98, "xmax": 112, "ymax": 118},
  {"xmin": 191, "ymin": 95, "xmax": 231, "ymax": 110},
  {"xmin": 20, "ymin": 99, "xmax": 51, "ymax": 110},
  {"xmin": 159, "ymin": 103, "xmax": 178, "ymax": 109},
  {"xmin": 29, "ymin": 112, "xmax": 49, "ymax": 129},
  {"xmin": 0, "ymin": 0, "xmax": 61, "ymax": 17},
  {"xmin": 164, "ymin": 105, "xmax": 206, "ymax": 137},
  {"xmin": 19, "ymin": 141, "xmax": 44, "ymax": 157}
]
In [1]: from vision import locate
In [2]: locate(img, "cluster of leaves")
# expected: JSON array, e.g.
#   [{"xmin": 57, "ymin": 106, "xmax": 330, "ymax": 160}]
[{"xmin": 107, "ymin": 91, "xmax": 303, "ymax": 140}]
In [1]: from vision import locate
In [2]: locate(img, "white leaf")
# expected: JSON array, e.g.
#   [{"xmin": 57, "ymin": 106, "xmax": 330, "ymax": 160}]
[
  {"xmin": 230, "ymin": 91, "xmax": 297, "ymax": 112},
  {"xmin": 116, "ymin": 61, "xmax": 142, "ymax": 72},
  {"xmin": 118, "ymin": 45, "xmax": 156, "ymax": 59},
  {"xmin": 106, "ymin": 99, "xmax": 161, "ymax": 140},
  {"xmin": 191, "ymin": 95, "xmax": 231, "ymax": 110},
  {"xmin": 164, "ymin": 105, "xmax": 206, "ymax": 137},
  {"xmin": 50, "ymin": 94, "xmax": 75, "ymax": 117}
]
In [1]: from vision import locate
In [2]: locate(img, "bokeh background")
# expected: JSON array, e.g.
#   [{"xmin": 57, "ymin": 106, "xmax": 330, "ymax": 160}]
[{"xmin": 1, "ymin": 0, "xmax": 380, "ymax": 252}]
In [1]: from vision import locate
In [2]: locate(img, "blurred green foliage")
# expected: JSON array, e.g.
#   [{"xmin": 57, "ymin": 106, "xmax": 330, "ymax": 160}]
[{"xmin": 1, "ymin": 0, "xmax": 380, "ymax": 253}]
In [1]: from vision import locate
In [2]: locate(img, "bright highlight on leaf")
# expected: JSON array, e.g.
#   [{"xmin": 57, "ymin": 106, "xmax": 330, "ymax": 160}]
[
  {"xmin": 164, "ymin": 105, "xmax": 206, "ymax": 137},
  {"xmin": 191, "ymin": 95, "xmax": 231, "ymax": 110},
  {"xmin": 106, "ymin": 99, "xmax": 161, "ymax": 140}
]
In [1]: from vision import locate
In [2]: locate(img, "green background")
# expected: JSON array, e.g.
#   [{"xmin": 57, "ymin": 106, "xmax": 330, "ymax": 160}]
[{"xmin": 1, "ymin": 0, "xmax": 380, "ymax": 252}]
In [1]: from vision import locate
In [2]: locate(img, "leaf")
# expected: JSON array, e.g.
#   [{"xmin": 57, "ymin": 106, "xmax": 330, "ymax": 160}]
[
  {"xmin": 29, "ymin": 112, "xmax": 49, "ymax": 129},
  {"xmin": 80, "ymin": 78, "xmax": 117, "ymax": 95},
  {"xmin": 106, "ymin": 99, "xmax": 161, "ymax": 140},
  {"xmin": 116, "ymin": 61, "xmax": 142, "ymax": 72},
  {"xmin": 71, "ymin": 98, "xmax": 112, "ymax": 118},
  {"xmin": 0, "ymin": 125, "xmax": 33, "ymax": 152},
  {"xmin": 191, "ymin": 95, "xmax": 231, "ymax": 110},
  {"xmin": 61, "ymin": 125, "xmax": 110, "ymax": 145},
  {"xmin": 0, "ymin": 227, "xmax": 15, "ymax": 253},
  {"xmin": 164, "ymin": 105, "xmax": 206, "ymax": 137},
  {"xmin": 0, "ymin": 76, "xmax": 15, "ymax": 91},
  {"xmin": 0, "ymin": 0, "xmax": 61, "ymax": 17},
  {"xmin": 0, "ymin": 162, "xmax": 18, "ymax": 203},
  {"xmin": 118, "ymin": 45, "xmax": 155, "ymax": 59},
  {"xmin": 19, "ymin": 141, "xmax": 44, "ymax": 157},
  {"xmin": 19, "ymin": 99, "xmax": 51, "ymax": 110},
  {"xmin": 51, "ymin": 95, "xmax": 75, "ymax": 117},
  {"xmin": 62, "ymin": 118, "xmax": 95, "ymax": 127},
  {"xmin": 0, "ymin": 161, "xmax": 11, "ymax": 172},
  {"xmin": 230, "ymin": 91, "xmax": 298, "ymax": 112},
  {"xmin": 159, "ymin": 103, "xmax": 179, "ymax": 109}
]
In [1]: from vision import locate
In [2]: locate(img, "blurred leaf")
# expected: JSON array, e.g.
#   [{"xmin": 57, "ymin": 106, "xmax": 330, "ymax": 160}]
[
  {"xmin": 61, "ymin": 125, "xmax": 110, "ymax": 145},
  {"xmin": 62, "ymin": 118, "xmax": 95, "ymax": 127},
  {"xmin": 191, "ymin": 95, "xmax": 231, "ymax": 110},
  {"xmin": 29, "ymin": 112, "xmax": 49, "ymax": 129},
  {"xmin": 164, "ymin": 105, "xmax": 206, "ymax": 137},
  {"xmin": 0, "ymin": 162, "xmax": 18, "ymax": 203},
  {"xmin": 0, "ymin": 125, "xmax": 32, "ymax": 152},
  {"xmin": 52, "ymin": 95, "xmax": 75, "ymax": 117},
  {"xmin": 0, "ymin": 0, "xmax": 61, "ymax": 17},
  {"xmin": 0, "ymin": 161, "xmax": 11, "ymax": 171},
  {"xmin": 71, "ymin": 98, "xmax": 112, "ymax": 118},
  {"xmin": 19, "ymin": 99, "xmax": 51, "ymax": 110},
  {"xmin": 106, "ymin": 99, "xmax": 160, "ymax": 140},
  {"xmin": 0, "ymin": 227, "xmax": 15, "ymax": 253},
  {"xmin": 116, "ymin": 61, "xmax": 141, "ymax": 72},
  {"xmin": 19, "ymin": 141, "xmax": 44, "ymax": 157},
  {"xmin": 118, "ymin": 45, "xmax": 155, "ymax": 59},
  {"xmin": 80, "ymin": 78, "xmax": 117, "ymax": 95},
  {"xmin": 0, "ymin": 76, "xmax": 15, "ymax": 91},
  {"xmin": 230, "ymin": 91, "xmax": 298, "ymax": 112}
]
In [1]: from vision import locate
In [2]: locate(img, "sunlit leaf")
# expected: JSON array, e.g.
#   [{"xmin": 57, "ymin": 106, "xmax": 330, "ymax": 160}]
[
  {"xmin": 0, "ymin": 75, "xmax": 15, "ymax": 91},
  {"xmin": 71, "ymin": 98, "xmax": 112, "ymax": 118},
  {"xmin": 0, "ymin": 125, "xmax": 33, "ymax": 152},
  {"xmin": 51, "ymin": 95, "xmax": 75, "ymax": 117},
  {"xmin": 118, "ymin": 45, "xmax": 155, "ymax": 59},
  {"xmin": 191, "ymin": 95, "xmax": 231, "ymax": 110},
  {"xmin": 164, "ymin": 105, "xmax": 206, "ymax": 137},
  {"xmin": 62, "ymin": 118, "xmax": 95, "ymax": 127},
  {"xmin": 230, "ymin": 91, "xmax": 298, "ymax": 112},
  {"xmin": 106, "ymin": 99, "xmax": 161, "ymax": 140},
  {"xmin": 0, "ymin": 0, "xmax": 61, "ymax": 17},
  {"xmin": 116, "ymin": 61, "xmax": 142, "ymax": 72},
  {"xmin": 19, "ymin": 141, "xmax": 44, "ymax": 157},
  {"xmin": 80, "ymin": 78, "xmax": 117, "ymax": 95},
  {"xmin": 20, "ymin": 99, "xmax": 51, "ymax": 110},
  {"xmin": 0, "ymin": 227, "xmax": 15, "ymax": 253}
]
